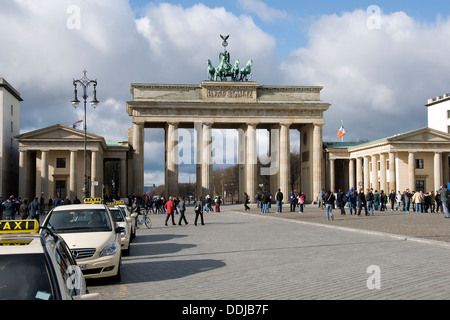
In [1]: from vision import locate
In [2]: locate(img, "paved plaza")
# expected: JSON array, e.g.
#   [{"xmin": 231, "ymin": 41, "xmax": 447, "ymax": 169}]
[{"xmin": 88, "ymin": 203, "xmax": 450, "ymax": 301}]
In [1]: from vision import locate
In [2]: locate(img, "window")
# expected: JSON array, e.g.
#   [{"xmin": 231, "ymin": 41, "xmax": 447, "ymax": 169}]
[
  {"xmin": 10, "ymin": 121, "xmax": 13, "ymax": 132},
  {"xmin": 11, "ymin": 105, "xmax": 13, "ymax": 116},
  {"xmin": 415, "ymin": 180, "xmax": 425, "ymax": 192},
  {"xmin": 447, "ymin": 110, "xmax": 450, "ymax": 118},
  {"xmin": 56, "ymin": 158, "xmax": 66, "ymax": 168},
  {"xmin": 415, "ymin": 159, "xmax": 424, "ymax": 169}
]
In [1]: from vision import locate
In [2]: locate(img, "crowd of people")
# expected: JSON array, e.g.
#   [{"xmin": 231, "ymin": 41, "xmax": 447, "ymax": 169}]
[{"xmin": 316, "ymin": 185, "xmax": 450, "ymax": 220}]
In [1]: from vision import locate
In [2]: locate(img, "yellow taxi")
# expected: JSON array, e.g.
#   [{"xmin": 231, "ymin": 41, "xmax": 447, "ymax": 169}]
[
  {"xmin": 0, "ymin": 219, "xmax": 100, "ymax": 300},
  {"xmin": 107, "ymin": 204, "xmax": 131, "ymax": 256},
  {"xmin": 42, "ymin": 198, "xmax": 124, "ymax": 281}
]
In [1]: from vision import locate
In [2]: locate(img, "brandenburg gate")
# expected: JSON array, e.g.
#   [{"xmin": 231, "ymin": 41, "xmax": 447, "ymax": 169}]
[{"xmin": 126, "ymin": 36, "xmax": 330, "ymax": 202}]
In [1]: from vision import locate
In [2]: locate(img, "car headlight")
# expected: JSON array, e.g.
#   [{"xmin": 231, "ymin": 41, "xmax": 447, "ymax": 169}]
[
  {"xmin": 99, "ymin": 241, "xmax": 118, "ymax": 257},
  {"xmin": 121, "ymin": 229, "xmax": 126, "ymax": 237}
]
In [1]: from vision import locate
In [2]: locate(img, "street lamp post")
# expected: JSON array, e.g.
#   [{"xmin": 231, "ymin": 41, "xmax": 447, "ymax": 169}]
[{"xmin": 71, "ymin": 70, "xmax": 100, "ymax": 200}]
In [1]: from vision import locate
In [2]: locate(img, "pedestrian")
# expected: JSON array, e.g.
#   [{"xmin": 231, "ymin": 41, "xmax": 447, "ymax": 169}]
[
  {"xmin": 214, "ymin": 196, "xmax": 221, "ymax": 212},
  {"xmin": 19, "ymin": 199, "xmax": 29, "ymax": 220},
  {"xmin": 194, "ymin": 196, "xmax": 205, "ymax": 225},
  {"xmin": 28, "ymin": 197, "xmax": 41, "ymax": 220},
  {"xmin": 177, "ymin": 196, "xmax": 188, "ymax": 225},
  {"xmin": 373, "ymin": 190, "xmax": 380, "ymax": 211},
  {"xmin": 366, "ymin": 189, "xmax": 374, "ymax": 216},
  {"xmin": 324, "ymin": 190, "xmax": 335, "ymax": 220},
  {"xmin": 380, "ymin": 190, "xmax": 386, "ymax": 211},
  {"xmin": 404, "ymin": 189, "xmax": 412, "ymax": 212},
  {"xmin": 357, "ymin": 189, "xmax": 367, "ymax": 216},
  {"xmin": 297, "ymin": 192, "xmax": 305, "ymax": 213},
  {"xmin": 275, "ymin": 189, "xmax": 283, "ymax": 213},
  {"xmin": 2, "ymin": 196, "xmax": 16, "ymax": 220},
  {"xmin": 164, "ymin": 196, "xmax": 176, "ymax": 226},
  {"xmin": 243, "ymin": 192, "xmax": 250, "ymax": 211},
  {"xmin": 395, "ymin": 191, "xmax": 402, "ymax": 211},
  {"xmin": 429, "ymin": 191, "xmax": 436, "ymax": 213},
  {"xmin": 261, "ymin": 190, "xmax": 269, "ymax": 213},
  {"xmin": 347, "ymin": 188, "xmax": 357, "ymax": 215},
  {"xmin": 412, "ymin": 191, "xmax": 424, "ymax": 213},
  {"xmin": 337, "ymin": 189, "xmax": 346, "ymax": 215},
  {"xmin": 438, "ymin": 185, "xmax": 450, "ymax": 218}
]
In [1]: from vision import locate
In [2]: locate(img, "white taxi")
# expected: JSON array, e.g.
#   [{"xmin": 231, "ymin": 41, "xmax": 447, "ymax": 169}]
[
  {"xmin": 0, "ymin": 219, "xmax": 100, "ymax": 300},
  {"xmin": 116, "ymin": 203, "xmax": 136, "ymax": 239},
  {"xmin": 107, "ymin": 206, "xmax": 131, "ymax": 256},
  {"xmin": 42, "ymin": 198, "xmax": 124, "ymax": 281}
]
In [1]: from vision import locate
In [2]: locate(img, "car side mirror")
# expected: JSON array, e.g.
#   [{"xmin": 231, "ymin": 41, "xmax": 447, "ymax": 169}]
[{"xmin": 115, "ymin": 226, "xmax": 125, "ymax": 234}]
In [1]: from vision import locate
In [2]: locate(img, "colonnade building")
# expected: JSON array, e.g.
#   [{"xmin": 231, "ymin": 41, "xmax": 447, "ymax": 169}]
[{"xmin": 13, "ymin": 79, "xmax": 450, "ymax": 204}]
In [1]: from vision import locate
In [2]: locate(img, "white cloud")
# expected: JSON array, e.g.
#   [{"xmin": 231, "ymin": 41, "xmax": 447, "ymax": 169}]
[
  {"xmin": 282, "ymin": 9, "xmax": 450, "ymax": 141},
  {"xmin": 238, "ymin": 0, "xmax": 288, "ymax": 22}
]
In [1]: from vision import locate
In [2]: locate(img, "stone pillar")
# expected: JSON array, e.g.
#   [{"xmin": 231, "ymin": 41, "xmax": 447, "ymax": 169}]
[
  {"xmin": 349, "ymin": 158, "xmax": 355, "ymax": 190},
  {"xmin": 279, "ymin": 123, "xmax": 290, "ymax": 200},
  {"xmin": 195, "ymin": 122, "xmax": 202, "ymax": 199},
  {"xmin": 356, "ymin": 157, "xmax": 363, "ymax": 191},
  {"xmin": 312, "ymin": 123, "xmax": 323, "ymax": 201},
  {"xmin": 18, "ymin": 150, "xmax": 28, "ymax": 199},
  {"xmin": 120, "ymin": 157, "xmax": 127, "ymax": 198},
  {"xmin": 434, "ymin": 152, "xmax": 442, "ymax": 191},
  {"xmin": 388, "ymin": 152, "xmax": 396, "ymax": 192},
  {"xmin": 132, "ymin": 122, "xmax": 144, "ymax": 195},
  {"xmin": 238, "ymin": 125, "xmax": 246, "ymax": 203},
  {"xmin": 379, "ymin": 153, "xmax": 386, "ymax": 192},
  {"xmin": 69, "ymin": 150, "xmax": 77, "ymax": 199},
  {"xmin": 91, "ymin": 150, "xmax": 99, "ymax": 197},
  {"xmin": 202, "ymin": 122, "xmax": 213, "ymax": 196},
  {"xmin": 371, "ymin": 155, "xmax": 377, "ymax": 190},
  {"xmin": 41, "ymin": 150, "xmax": 49, "ymax": 198},
  {"xmin": 363, "ymin": 156, "xmax": 370, "ymax": 191},
  {"xmin": 329, "ymin": 159, "xmax": 335, "ymax": 192},
  {"xmin": 165, "ymin": 122, "xmax": 179, "ymax": 197},
  {"xmin": 408, "ymin": 152, "xmax": 415, "ymax": 191},
  {"xmin": 246, "ymin": 123, "xmax": 257, "ymax": 202}
]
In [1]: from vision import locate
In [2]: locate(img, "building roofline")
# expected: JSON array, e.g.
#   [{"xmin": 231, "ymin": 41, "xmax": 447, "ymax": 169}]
[{"xmin": 0, "ymin": 78, "xmax": 23, "ymax": 102}]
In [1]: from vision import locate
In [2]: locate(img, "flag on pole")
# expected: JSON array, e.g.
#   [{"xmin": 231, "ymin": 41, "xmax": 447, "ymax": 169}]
[
  {"xmin": 336, "ymin": 121, "xmax": 346, "ymax": 138},
  {"xmin": 72, "ymin": 119, "xmax": 83, "ymax": 130}
]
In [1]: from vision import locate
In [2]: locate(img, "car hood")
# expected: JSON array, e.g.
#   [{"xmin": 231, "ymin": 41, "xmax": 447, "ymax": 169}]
[{"xmin": 59, "ymin": 231, "xmax": 116, "ymax": 250}]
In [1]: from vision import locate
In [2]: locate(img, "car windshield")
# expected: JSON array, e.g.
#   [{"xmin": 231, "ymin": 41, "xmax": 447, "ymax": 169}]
[
  {"xmin": 45, "ymin": 208, "xmax": 112, "ymax": 232},
  {"xmin": 0, "ymin": 254, "xmax": 53, "ymax": 300},
  {"xmin": 109, "ymin": 209, "xmax": 125, "ymax": 222}
]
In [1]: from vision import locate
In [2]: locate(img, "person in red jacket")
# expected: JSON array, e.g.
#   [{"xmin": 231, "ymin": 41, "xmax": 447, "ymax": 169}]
[{"xmin": 164, "ymin": 196, "xmax": 176, "ymax": 226}]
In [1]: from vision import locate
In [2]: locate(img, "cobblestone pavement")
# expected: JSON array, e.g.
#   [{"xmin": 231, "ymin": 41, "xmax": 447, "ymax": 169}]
[{"xmin": 88, "ymin": 203, "xmax": 450, "ymax": 301}]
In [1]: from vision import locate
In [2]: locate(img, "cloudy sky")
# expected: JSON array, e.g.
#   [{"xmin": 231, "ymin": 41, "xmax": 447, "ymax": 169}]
[{"xmin": 2, "ymin": 0, "xmax": 450, "ymax": 186}]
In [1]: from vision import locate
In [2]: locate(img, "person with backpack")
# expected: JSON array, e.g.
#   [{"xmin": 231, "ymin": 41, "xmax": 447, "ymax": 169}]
[{"xmin": 347, "ymin": 188, "xmax": 357, "ymax": 215}]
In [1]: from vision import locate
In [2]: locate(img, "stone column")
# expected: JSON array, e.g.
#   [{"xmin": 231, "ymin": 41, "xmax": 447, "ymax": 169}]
[
  {"xmin": 238, "ymin": 126, "xmax": 246, "ymax": 203},
  {"xmin": 434, "ymin": 152, "xmax": 442, "ymax": 191},
  {"xmin": 408, "ymin": 152, "xmax": 415, "ymax": 191},
  {"xmin": 363, "ymin": 156, "xmax": 370, "ymax": 191},
  {"xmin": 18, "ymin": 150, "xmax": 28, "ymax": 199},
  {"xmin": 329, "ymin": 159, "xmax": 335, "ymax": 192},
  {"xmin": 279, "ymin": 123, "xmax": 290, "ymax": 200},
  {"xmin": 371, "ymin": 155, "xmax": 378, "ymax": 190},
  {"xmin": 69, "ymin": 150, "xmax": 77, "ymax": 199},
  {"xmin": 120, "ymin": 157, "xmax": 127, "ymax": 198},
  {"xmin": 379, "ymin": 153, "xmax": 386, "ymax": 192},
  {"xmin": 165, "ymin": 122, "xmax": 179, "ymax": 197},
  {"xmin": 388, "ymin": 152, "xmax": 396, "ymax": 191},
  {"xmin": 132, "ymin": 122, "xmax": 144, "ymax": 196},
  {"xmin": 41, "ymin": 150, "xmax": 49, "ymax": 198},
  {"xmin": 312, "ymin": 123, "xmax": 323, "ymax": 202},
  {"xmin": 91, "ymin": 150, "xmax": 99, "ymax": 197},
  {"xmin": 246, "ymin": 123, "xmax": 257, "ymax": 202},
  {"xmin": 356, "ymin": 157, "xmax": 363, "ymax": 191},
  {"xmin": 349, "ymin": 158, "xmax": 355, "ymax": 190},
  {"xmin": 202, "ymin": 122, "xmax": 213, "ymax": 196}
]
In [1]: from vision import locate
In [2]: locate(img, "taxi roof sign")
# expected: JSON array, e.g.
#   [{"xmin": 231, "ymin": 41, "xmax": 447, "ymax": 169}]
[
  {"xmin": 0, "ymin": 220, "xmax": 39, "ymax": 233},
  {"xmin": 84, "ymin": 197, "xmax": 103, "ymax": 204}
]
